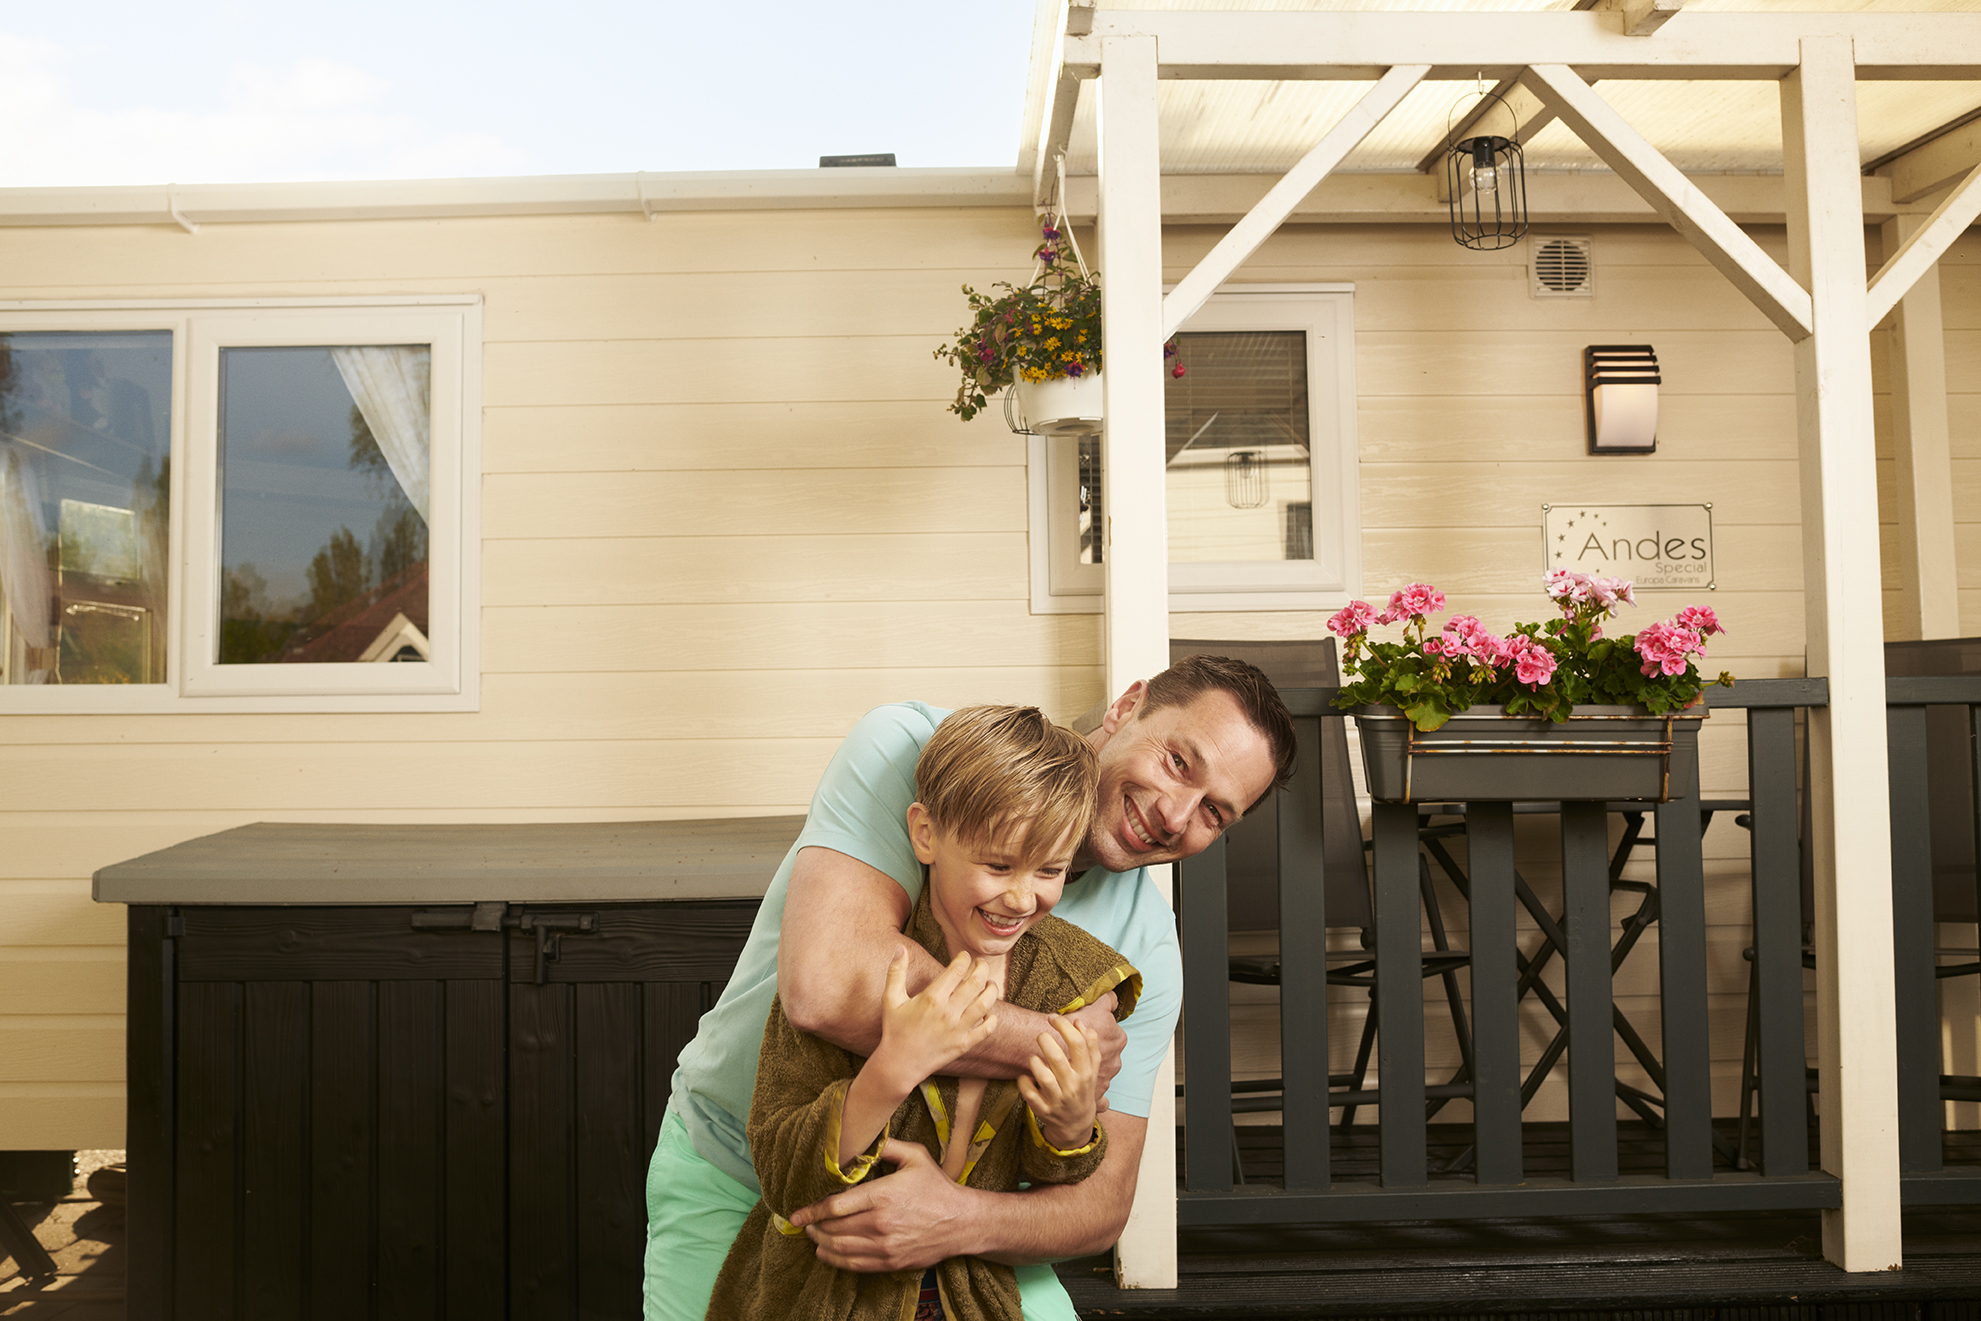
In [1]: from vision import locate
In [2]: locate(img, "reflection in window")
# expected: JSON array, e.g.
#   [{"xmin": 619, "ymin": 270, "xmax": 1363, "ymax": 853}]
[
  {"xmin": 0, "ymin": 332, "xmax": 171, "ymax": 685},
  {"xmin": 1164, "ymin": 331, "xmax": 1312, "ymax": 563},
  {"xmin": 217, "ymin": 346, "xmax": 430, "ymax": 665},
  {"xmin": 1072, "ymin": 331, "xmax": 1316, "ymax": 569}
]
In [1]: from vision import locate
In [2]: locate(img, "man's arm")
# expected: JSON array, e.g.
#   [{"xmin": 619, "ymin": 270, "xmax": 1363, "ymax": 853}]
[
  {"xmin": 777, "ymin": 845, "xmax": 1125, "ymax": 1092},
  {"xmin": 787, "ymin": 1111, "xmax": 1147, "ymax": 1271}
]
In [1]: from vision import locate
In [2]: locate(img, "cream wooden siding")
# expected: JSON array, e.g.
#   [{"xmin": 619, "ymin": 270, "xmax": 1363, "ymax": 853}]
[
  {"xmin": 1165, "ymin": 221, "xmax": 1976, "ymax": 1128},
  {"xmin": 0, "ymin": 207, "xmax": 1107, "ymax": 1149},
  {"xmin": 2, "ymin": 208, "xmax": 1972, "ymax": 1149}
]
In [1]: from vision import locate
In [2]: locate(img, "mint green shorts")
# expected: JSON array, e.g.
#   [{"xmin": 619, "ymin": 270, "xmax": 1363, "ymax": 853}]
[{"xmin": 643, "ymin": 1111, "xmax": 1077, "ymax": 1320}]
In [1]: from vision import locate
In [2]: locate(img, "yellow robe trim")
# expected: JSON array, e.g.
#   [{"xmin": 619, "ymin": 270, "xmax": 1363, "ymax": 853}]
[
  {"xmin": 1024, "ymin": 1104, "xmax": 1103, "ymax": 1158},
  {"xmin": 1059, "ymin": 963, "xmax": 1143, "ymax": 1020}
]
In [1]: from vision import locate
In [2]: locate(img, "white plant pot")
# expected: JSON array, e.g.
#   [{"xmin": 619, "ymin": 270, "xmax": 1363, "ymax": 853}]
[{"xmin": 1012, "ymin": 371, "xmax": 1102, "ymax": 437}]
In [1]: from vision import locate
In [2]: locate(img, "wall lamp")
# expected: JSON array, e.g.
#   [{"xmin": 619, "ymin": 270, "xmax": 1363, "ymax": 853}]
[{"xmin": 1584, "ymin": 344, "xmax": 1660, "ymax": 455}]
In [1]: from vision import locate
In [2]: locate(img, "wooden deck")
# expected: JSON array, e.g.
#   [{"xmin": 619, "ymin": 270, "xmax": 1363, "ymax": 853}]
[{"xmin": 1056, "ymin": 1125, "xmax": 1981, "ymax": 1319}]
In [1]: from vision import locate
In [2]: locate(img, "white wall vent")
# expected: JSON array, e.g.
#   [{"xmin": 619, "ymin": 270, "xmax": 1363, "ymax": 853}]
[{"xmin": 1531, "ymin": 236, "xmax": 1595, "ymax": 298}]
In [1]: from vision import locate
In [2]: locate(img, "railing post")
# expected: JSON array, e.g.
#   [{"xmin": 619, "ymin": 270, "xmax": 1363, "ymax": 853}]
[
  {"xmin": 1654, "ymin": 742, "xmax": 1714, "ymax": 1181},
  {"xmin": 1279, "ymin": 714, "xmax": 1330, "ymax": 1191},
  {"xmin": 1179, "ymin": 838, "xmax": 1233, "ymax": 1193},
  {"xmin": 1372, "ymin": 801, "xmax": 1427, "ymax": 1186},
  {"xmin": 1561, "ymin": 800, "xmax": 1619, "ymax": 1182},
  {"xmin": 1464, "ymin": 802, "xmax": 1523, "ymax": 1185}
]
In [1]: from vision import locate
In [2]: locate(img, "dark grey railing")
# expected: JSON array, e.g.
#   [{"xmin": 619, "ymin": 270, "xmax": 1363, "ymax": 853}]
[{"xmin": 1177, "ymin": 676, "xmax": 1980, "ymax": 1223}]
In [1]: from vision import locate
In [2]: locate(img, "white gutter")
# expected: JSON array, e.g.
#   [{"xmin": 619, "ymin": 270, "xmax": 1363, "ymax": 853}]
[{"xmin": 0, "ymin": 166, "xmax": 1033, "ymax": 229}]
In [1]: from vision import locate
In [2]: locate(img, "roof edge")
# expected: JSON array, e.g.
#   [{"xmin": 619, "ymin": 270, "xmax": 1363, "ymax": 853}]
[{"xmin": 0, "ymin": 166, "xmax": 1033, "ymax": 229}]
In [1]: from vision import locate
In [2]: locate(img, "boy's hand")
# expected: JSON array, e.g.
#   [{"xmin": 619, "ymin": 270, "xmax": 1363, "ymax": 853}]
[
  {"xmin": 872, "ymin": 949, "xmax": 1000, "ymax": 1091},
  {"xmin": 1016, "ymin": 1017, "xmax": 1101, "ymax": 1151}
]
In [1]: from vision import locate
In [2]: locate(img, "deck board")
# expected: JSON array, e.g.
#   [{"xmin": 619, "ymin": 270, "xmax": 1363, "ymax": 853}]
[{"xmin": 1059, "ymin": 1124, "xmax": 1981, "ymax": 1318}]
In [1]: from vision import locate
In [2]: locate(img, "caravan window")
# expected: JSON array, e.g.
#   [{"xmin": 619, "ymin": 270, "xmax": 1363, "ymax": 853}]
[{"xmin": 0, "ymin": 300, "xmax": 480, "ymax": 713}]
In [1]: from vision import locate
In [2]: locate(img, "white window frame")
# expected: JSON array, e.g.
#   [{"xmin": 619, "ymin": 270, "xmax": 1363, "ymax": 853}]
[
  {"xmin": 1027, "ymin": 284, "xmax": 1361, "ymax": 615},
  {"xmin": 0, "ymin": 297, "xmax": 482, "ymax": 713}
]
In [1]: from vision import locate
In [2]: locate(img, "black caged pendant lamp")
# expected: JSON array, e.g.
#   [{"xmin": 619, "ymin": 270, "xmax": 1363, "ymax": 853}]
[{"xmin": 1446, "ymin": 85, "xmax": 1529, "ymax": 251}]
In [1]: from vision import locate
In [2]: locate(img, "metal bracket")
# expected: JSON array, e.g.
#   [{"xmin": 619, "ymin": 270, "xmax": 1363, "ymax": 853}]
[{"xmin": 518, "ymin": 912, "xmax": 598, "ymax": 985}]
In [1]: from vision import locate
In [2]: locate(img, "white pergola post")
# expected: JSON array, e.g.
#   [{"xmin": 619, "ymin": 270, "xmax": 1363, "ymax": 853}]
[
  {"xmin": 1881, "ymin": 211, "xmax": 1961, "ymax": 641},
  {"xmin": 1780, "ymin": 36, "xmax": 1905, "ymax": 1272},
  {"xmin": 1094, "ymin": 30, "xmax": 1179, "ymax": 1291}
]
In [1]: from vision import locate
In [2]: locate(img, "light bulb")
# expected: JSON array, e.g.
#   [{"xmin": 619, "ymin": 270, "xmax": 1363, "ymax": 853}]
[{"xmin": 1471, "ymin": 164, "xmax": 1498, "ymax": 197}]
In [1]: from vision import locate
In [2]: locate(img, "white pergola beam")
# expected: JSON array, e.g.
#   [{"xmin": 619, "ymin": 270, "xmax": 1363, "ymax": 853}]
[
  {"xmin": 1866, "ymin": 157, "xmax": 1981, "ymax": 328},
  {"xmin": 1031, "ymin": 1, "xmax": 1088, "ymax": 208},
  {"xmin": 1058, "ymin": 170, "xmax": 1906, "ymax": 225},
  {"xmin": 1781, "ymin": 34, "xmax": 1904, "ymax": 1274},
  {"xmin": 1881, "ymin": 214, "xmax": 1961, "ymax": 642},
  {"xmin": 1066, "ymin": 10, "xmax": 1981, "ymax": 80},
  {"xmin": 1522, "ymin": 63, "xmax": 1813, "ymax": 339},
  {"xmin": 1416, "ymin": 80, "xmax": 1559, "ymax": 182},
  {"xmin": 1094, "ymin": 30, "xmax": 1179, "ymax": 1292},
  {"xmin": 1598, "ymin": 0, "xmax": 1687, "ymax": 38},
  {"xmin": 1162, "ymin": 64, "xmax": 1428, "ymax": 338},
  {"xmin": 1881, "ymin": 116, "xmax": 1981, "ymax": 204}
]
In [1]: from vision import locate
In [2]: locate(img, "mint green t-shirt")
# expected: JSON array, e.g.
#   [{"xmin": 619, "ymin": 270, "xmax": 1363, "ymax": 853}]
[{"xmin": 666, "ymin": 702, "xmax": 1184, "ymax": 1192}]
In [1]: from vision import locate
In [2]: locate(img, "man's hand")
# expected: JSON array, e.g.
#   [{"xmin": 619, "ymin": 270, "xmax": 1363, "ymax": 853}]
[
  {"xmin": 875, "ymin": 950, "xmax": 1000, "ymax": 1088},
  {"xmin": 790, "ymin": 1114, "xmax": 1149, "ymax": 1270},
  {"xmin": 1015, "ymin": 1017, "xmax": 1100, "ymax": 1150},
  {"xmin": 790, "ymin": 1140, "xmax": 973, "ymax": 1272},
  {"xmin": 1061, "ymin": 993, "xmax": 1123, "ymax": 1110}
]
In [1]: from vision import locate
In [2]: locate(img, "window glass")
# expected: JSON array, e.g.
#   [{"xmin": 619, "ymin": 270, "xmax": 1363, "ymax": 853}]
[
  {"xmin": 217, "ymin": 345, "xmax": 430, "ymax": 665},
  {"xmin": 1163, "ymin": 330, "xmax": 1312, "ymax": 563},
  {"xmin": 0, "ymin": 331, "xmax": 172, "ymax": 685}
]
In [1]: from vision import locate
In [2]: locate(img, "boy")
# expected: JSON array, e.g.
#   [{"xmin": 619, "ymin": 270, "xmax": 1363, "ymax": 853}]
[{"xmin": 706, "ymin": 705, "xmax": 1141, "ymax": 1321}]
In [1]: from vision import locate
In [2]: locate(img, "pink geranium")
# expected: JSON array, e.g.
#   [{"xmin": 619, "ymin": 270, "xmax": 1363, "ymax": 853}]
[
  {"xmin": 1388, "ymin": 583, "xmax": 1446, "ymax": 620},
  {"xmin": 1514, "ymin": 642, "xmax": 1558, "ymax": 688},
  {"xmin": 1635, "ymin": 621, "xmax": 1706, "ymax": 678},
  {"xmin": 1327, "ymin": 600, "xmax": 1378, "ymax": 639},
  {"xmin": 1675, "ymin": 605, "xmax": 1723, "ymax": 637}
]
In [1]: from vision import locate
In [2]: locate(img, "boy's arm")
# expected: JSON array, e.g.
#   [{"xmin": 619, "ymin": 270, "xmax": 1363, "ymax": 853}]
[
  {"xmin": 788, "ymin": 1110, "xmax": 1146, "ymax": 1270},
  {"xmin": 746, "ymin": 1001, "xmax": 899, "ymax": 1217},
  {"xmin": 779, "ymin": 847, "xmax": 1127, "ymax": 1094}
]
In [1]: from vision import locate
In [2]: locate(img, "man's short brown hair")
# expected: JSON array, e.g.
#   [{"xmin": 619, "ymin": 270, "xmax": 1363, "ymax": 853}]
[
  {"xmin": 1141, "ymin": 654, "xmax": 1298, "ymax": 807},
  {"xmin": 915, "ymin": 705, "xmax": 1099, "ymax": 866}
]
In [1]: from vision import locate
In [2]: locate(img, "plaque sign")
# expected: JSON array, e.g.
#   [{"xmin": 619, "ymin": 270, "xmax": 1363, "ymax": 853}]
[{"xmin": 1542, "ymin": 504, "xmax": 1713, "ymax": 591}]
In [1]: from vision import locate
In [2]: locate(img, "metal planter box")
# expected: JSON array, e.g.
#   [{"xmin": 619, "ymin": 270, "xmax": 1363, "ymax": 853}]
[{"xmin": 1351, "ymin": 704, "xmax": 1706, "ymax": 803}]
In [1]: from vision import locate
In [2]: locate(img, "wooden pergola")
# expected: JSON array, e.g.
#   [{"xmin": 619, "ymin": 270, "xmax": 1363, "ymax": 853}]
[{"xmin": 1043, "ymin": 5, "xmax": 1981, "ymax": 1284}]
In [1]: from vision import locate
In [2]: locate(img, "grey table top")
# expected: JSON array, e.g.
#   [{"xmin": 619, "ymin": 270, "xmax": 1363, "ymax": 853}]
[{"xmin": 93, "ymin": 817, "xmax": 807, "ymax": 906}]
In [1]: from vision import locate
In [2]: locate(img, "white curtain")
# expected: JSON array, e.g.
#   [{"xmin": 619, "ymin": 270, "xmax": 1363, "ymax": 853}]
[
  {"xmin": 0, "ymin": 445, "xmax": 53, "ymax": 663},
  {"xmin": 331, "ymin": 346, "xmax": 431, "ymax": 524}
]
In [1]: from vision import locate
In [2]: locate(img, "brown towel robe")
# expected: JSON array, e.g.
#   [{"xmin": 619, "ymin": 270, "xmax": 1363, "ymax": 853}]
[{"xmin": 705, "ymin": 886, "xmax": 1141, "ymax": 1321}]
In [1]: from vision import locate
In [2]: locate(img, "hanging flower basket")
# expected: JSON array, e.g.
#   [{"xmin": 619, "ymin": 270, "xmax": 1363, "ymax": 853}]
[
  {"xmin": 934, "ymin": 199, "xmax": 1180, "ymax": 428},
  {"xmin": 1351, "ymin": 702, "xmax": 1706, "ymax": 804},
  {"xmin": 1011, "ymin": 370, "xmax": 1104, "ymax": 437}
]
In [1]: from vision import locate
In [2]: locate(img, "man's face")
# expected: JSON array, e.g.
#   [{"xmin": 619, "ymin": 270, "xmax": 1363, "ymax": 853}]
[{"xmin": 1082, "ymin": 683, "xmax": 1278, "ymax": 873}]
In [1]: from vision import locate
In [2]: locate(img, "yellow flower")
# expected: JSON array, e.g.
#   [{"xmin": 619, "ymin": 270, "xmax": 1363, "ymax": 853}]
[{"xmin": 1045, "ymin": 337, "xmax": 1060, "ymax": 351}]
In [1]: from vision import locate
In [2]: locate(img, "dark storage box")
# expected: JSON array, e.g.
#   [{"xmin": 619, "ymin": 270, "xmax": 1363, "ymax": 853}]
[{"xmin": 1352, "ymin": 704, "xmax": 1706, "ymax": 803}]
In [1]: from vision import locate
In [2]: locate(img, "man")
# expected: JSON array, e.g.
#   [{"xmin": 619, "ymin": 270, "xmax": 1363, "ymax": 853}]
[{"xmin": 646, "ymin": 655, "xmax": 1297, "ymax": 1321}]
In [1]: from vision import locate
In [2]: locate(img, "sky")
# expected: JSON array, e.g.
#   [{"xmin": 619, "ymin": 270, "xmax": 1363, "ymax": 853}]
[{"xmin": 0, "ymin": 0, "xmax": 1039, "ymax": 188}]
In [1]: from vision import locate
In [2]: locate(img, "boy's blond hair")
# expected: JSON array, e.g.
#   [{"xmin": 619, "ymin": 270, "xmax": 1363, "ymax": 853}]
[{"xmin": 914, "ymin": 705, "xmax": 1098, "ymax": 868}]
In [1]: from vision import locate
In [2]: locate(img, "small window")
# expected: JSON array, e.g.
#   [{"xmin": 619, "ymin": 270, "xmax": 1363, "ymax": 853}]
[
  {"xmin": 0, "ymin": 299, "xmax": 480, "ymax": 712},
  {"xmin": 1028, "ymin": 286, "xmax": 1360, "ymax": 613},
  {"xmin": 0, "ymin": 330, "xmax": 173, "ymax": 686}
]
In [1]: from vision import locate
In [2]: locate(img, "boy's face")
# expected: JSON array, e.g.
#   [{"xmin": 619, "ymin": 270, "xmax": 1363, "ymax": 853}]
[{"xmin": 907, "ymin": 804, "xmax": 1078, "ymax": 962}]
